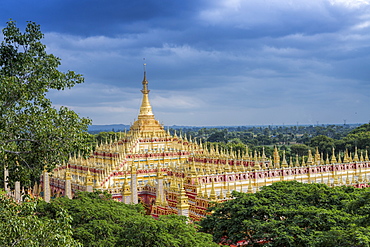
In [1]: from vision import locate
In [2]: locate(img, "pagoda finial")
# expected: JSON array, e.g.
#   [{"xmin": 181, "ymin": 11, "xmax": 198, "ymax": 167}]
[
  {"xmin": 226, "ymin": 182, "xmax": 232, "ymax": 198},
  {"xmin": 122, "ymin": 173, "xmax": 131, "ymax": 195},
  {"xmin": 325, "ymin": 153, "xmax": 330, "ymax": 165},
  {"xmin": 295, "ymin": 154, "xmax": 299, "ymax": 167},
  {"xmin": 247, "ymin": 177, "xmax": 253, "ymax": 193},
  {"xmin": 142, "ymin": 61, "xmax": 149, "ymax": 94},
  {"xmin": 320, "ymin": 152, "xmax": 325, "ymax": 165},
  {"xmin": 209, "ymin": 179, "xmax": 217, "ymax": 201},
  {"xmin": 337, "ymin": 153, "xmax": 342, "ymax": 163},
  {"xmin": 281, "ymin": 150, "xmax": 288, "ymax": 168},
  {"xmin": 219, "ymin": 186, "xmax": 224, "ymax": 199},
  {"xmin": 65, "ymin": 162, "xmax": 71, "ymax": 180},
  {"xmin": 273, "ymin": 146, "xmax": 280, "ymax": 168},
  {"xmin": 343, "ymin": 149, "xmax": 349, "ymax": 163},
  {"xmin": 331, "ymin": 147, "xmax": 337, "ymax": 164},
  {"xmin": 315, "ymin": 147, "xmax": 320, "ymax": 165},
  {"xmin": 261, "ymin": 147, "xmax": 266, "ymax": 161},
  {"xmin": 307, "ymin": 149, "xmax": 313, "ymax": 166},
  {"xmin": 157, "ymin": 163, "xmax": 163, "ymax": 179},
  {"xmin": 354, "ymin": 147, "xmax": 359, "ymax": 162},
  {"xmin": 86, "ymin": 168, "xmax": 93, "ymax": 186},
  {"xmin": 177, "ymin": 180, "xmax": 190, "ymax": 210},
  {"xmin": 190, "ymin": 159, "xmax": 197, "ymax": 176}
]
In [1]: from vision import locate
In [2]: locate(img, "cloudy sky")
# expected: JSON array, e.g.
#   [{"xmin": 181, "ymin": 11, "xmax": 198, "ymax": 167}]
[{"xmin": 1, "ymin": 0, "xmax": 370, "ymax": 126}]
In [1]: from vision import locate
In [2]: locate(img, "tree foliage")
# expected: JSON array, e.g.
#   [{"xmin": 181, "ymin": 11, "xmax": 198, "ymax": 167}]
[
  {"xmin": 171, "ymin": 124, "xmax": 356, "ymax": 147},
  {"xmin": 36, "ymin": 191, "xmax": 217, "ymax": 247},
  {"xmin": 0, "ymin": 190, "xmax": 80, "ymax": 246},
  {"xmin": 199, "ymin": 181, "xmax": 370, "ymax": 246},
  {"xmin": 290, "ymin": 143, "xmax": 310, "ymax": 156},
  {"xmin": 0, "ymin": 20, "xmax": 91, "ymax": 187},
  {"xmin": 310, "ymin": 135, "xmax": 335, "ymax": 155},
  {"xmin": 334, "ymin": 123, "xmax": 370, "ymax": 153}
]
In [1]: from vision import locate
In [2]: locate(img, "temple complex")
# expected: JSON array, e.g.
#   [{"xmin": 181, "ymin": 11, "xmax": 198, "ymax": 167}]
[{"xmin": 46, "ymin": 71, "xmax": 370, "ymax": 221}]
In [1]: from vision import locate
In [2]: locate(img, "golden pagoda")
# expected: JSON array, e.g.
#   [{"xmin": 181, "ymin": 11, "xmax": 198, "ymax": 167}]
[{"xmin": 47, "ymin": 70, "xmax": 370, "ymax": 221}]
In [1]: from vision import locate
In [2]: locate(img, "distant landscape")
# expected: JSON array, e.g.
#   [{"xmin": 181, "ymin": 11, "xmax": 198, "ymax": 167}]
[{"xmin": 88, "ymin": 123, "xmax": 363, "ymax": 134}]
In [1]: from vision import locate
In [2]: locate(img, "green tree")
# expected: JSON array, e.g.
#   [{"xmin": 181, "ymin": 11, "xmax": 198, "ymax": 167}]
[
  {"xmin": 37, "ymin": 191, "xmax": 217, "ymax": 247},
  {"xmin": 349, "ymin": 123, "xmax": 370, "ymax": 135},
  {"xmin": 332, "ymin": 123, "xmax": 370, "ymax": 153},
  {"xmin": 290, "ymin": 143, "xmax": 310, "ymax": 157},
  {"xmin": 0, "ymin": 190, "xmax": 80, "ymax": 246},
  {"xmin": 118, "ymin": 215, "xmax": 216, "ymax": 247},
  {"xmin": 199, "ymin": 181, "xmax": 370, "ymax": 246},
  {"xmin": 207, "ymin": 129, "xmax": 227, "ymax": 143},
  {"xmin": 342, "ymin": 132, "xmax": 370, "ymax": 151},
  {"xmin": 310, "ymin": 135, "xmax": 335, "ymax": 155},
  {"xmin": 0, "ymin": 20, "xmax": 91, "ymax": 188},
  {"xmin": 313, "ymin": 226, "xmax": 370, "ymax": 247}
]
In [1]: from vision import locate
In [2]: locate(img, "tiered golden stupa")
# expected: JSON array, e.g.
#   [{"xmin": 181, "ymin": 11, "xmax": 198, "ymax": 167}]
[{"xmin": 48, "ymin": 71, "xmax": 370, "ymax": 221}]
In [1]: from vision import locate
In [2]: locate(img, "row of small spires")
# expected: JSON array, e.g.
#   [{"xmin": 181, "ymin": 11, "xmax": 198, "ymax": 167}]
[
  {"xmin": 90, "ymin": 135, "xmax": 370, "ymax": 164},
  {"xmin": 93, "ymin": 132, "xmax": 198, "ymax": 154},
  {"xmin": 56, "ymin": 128, "xmax": 369, "ymax": 184},
  {"xmin": 57, "ymin": 156, "xmax": 370, "ymax": 189},
  {"xmin": 53, "ymin": 145, "xmax": 370, "ymax": 197},
  {"xmin": 115, "ymin": 169, "xmax": 370, "ymax": 205},
  {"xmin": 65, "ymin": 146, "xmax": 369, "ymax": 174},
  {"xmin": 58, "ymin": 149, "xmax": 370, "ymax": 192},
  {"xmin": 69, "ymin": 127, "xmax": 370, "ymax": 167},
  {"xmin": 94, "ymin": 128, "xmax": 195, "ymax": 147}
]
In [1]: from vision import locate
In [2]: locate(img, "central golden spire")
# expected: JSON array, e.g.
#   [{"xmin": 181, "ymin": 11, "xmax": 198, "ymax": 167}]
[
  {"xmin": 130, "ymin": 68, "xmax": 165, "ymax": 135},
  {"xmin": 138, "ymin": 70, "xmax": 154, "ymax": 118}
]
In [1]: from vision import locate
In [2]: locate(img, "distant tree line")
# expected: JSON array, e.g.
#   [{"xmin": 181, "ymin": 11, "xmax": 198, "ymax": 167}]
[
  {"xmin": 170, "ymin": 124, "xmax": 358, "ymax": 146},
  {"xmin": 91, "ymin": 123, "xmax": 369, "ymax": 163},
  {"xmin": 170, "ymin": 124, "xmax": 369, "ymax": 160}
]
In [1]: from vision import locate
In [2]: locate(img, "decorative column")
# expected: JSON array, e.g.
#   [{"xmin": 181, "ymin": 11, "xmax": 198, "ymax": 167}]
[
  {"xmin": 65, "ymin": 166, "xmax": 72, "ymax": 199},
  {"xmin": 3, "ymin": 166, "xmax": 9, "ymax": 192},
  {"xmin": 156, "ymin": 164, "xmax": 164, "ymax": 205},
  {"xmin": 43, "ymin": 169, "xmax": 51, "ymax": 203},
  {"xmin": 14, "ymin": 181, "xmax": 21, "ymax": 201},
  {"xmin": 130, "ymin": 164, "xmax": 138, "ymax": 204}
]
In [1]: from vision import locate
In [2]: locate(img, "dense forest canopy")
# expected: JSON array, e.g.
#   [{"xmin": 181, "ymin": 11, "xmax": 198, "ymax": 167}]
[
  {"xmin": 199, "ymin": 181, "xmax": 370, "ymax": 246},
  {"xmin": 36, "ymin": 191, "xmax": 217, "ymax": 247}
]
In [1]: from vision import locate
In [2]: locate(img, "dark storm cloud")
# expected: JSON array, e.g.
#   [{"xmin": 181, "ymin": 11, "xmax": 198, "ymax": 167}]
[
  {"xmin": 1, "ymin": 0, "xmax": 205, "ymax": 36},
  {"xmin": 1, "ymin": 0, "xmax": 370, "ymax": 125}
]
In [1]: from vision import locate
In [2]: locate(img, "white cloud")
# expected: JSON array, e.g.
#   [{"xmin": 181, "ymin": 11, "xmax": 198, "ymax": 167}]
[
  {"xmin": 352, "ymin": 20, "xmax": 370, "ymax": 29},
  {"xmin": 152, "ymin": 94, "xmax": 204, "ymax": 109},
  {"xmin": 143, "ymin": 43, "xmax": 222, "ymax": 62},
  {"xmin": 261, "ymin": 46, "xmax": 305, "ymax": 57},
  {"xmin": 44, "ymin": 33, "xmax": 127, "ymax": 52},
  {"xmin": 200, "ymin": 0, "xmax": 335, "ymax": 28},
  {"xmin": 329, "ymin": 0, "xmax": 370, "ymax": 8}
]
